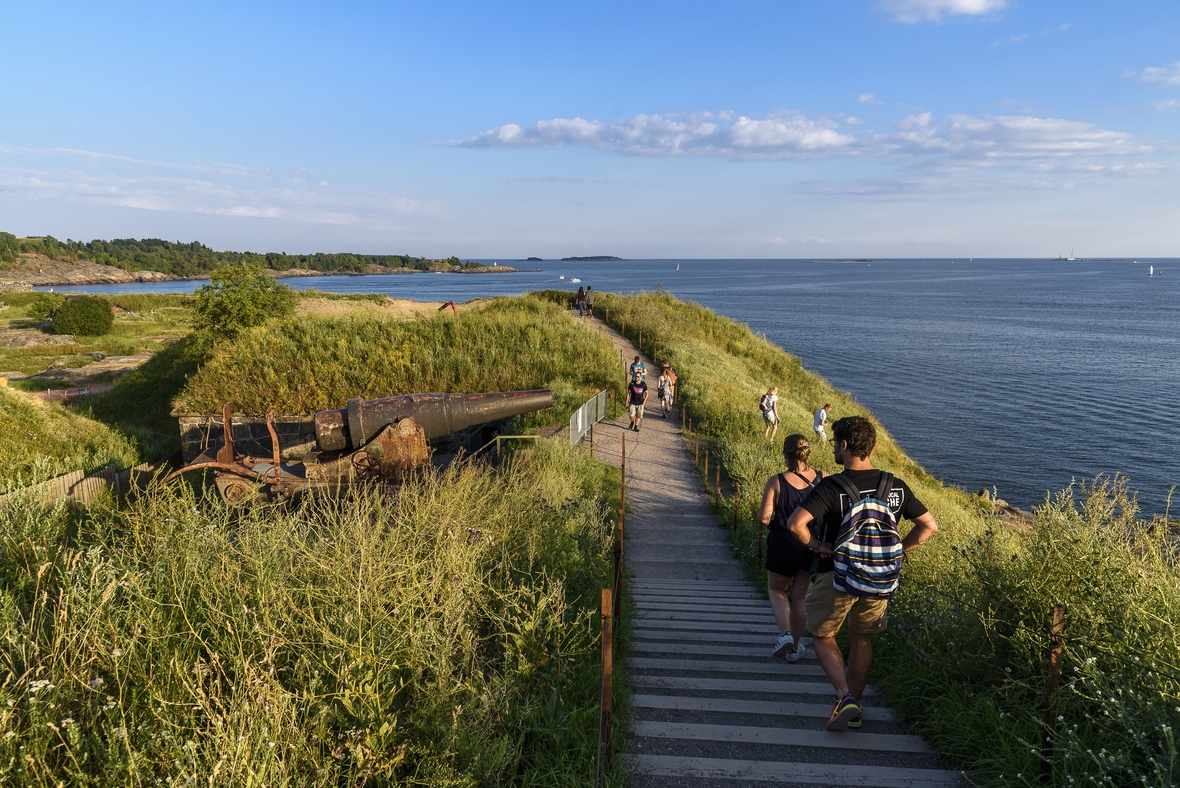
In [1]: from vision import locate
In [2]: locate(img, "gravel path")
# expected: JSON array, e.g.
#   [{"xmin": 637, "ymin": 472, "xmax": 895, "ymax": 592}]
[{"xmin": 581, "ymin": 314, "xmax": 961, "ymax": 788}]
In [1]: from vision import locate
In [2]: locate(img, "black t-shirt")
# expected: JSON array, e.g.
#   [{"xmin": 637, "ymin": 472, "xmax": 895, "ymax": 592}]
[
  {"xmin": 628, "ymin": 380, "xmax": 648, "ymax": 405},
  {"xmin": 799, "ymin": 468, "xmax": 928, "ymax": 573}
]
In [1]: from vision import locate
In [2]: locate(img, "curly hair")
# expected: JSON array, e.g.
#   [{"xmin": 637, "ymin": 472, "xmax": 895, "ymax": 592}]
[
  {"xmin": 781, "ymin": 433, "xmax": 811, "ymax": 467},
  {"xmin": 832, "ymin": 416, "xmax": 876, "ymax": 459}
]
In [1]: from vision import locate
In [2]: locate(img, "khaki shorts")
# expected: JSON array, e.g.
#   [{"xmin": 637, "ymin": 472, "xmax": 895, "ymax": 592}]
[
  {"xmin": 629, "ymin": 403, "xmax": 645, "ymax": 419},
  {"xmin": 805, "ymin": 571, "xmax": 888, "ymax": 637}
]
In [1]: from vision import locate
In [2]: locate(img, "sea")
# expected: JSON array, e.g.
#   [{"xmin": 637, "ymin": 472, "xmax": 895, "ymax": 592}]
[{"xmin": 47, "ymin": 258, "xmax": 1180, "ymax": 516}]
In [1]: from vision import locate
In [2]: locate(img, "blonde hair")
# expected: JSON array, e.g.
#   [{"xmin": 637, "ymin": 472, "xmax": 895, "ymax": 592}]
[{"xmin": 782, "ymin": 433, "xmax": 811, "ymax": 467}]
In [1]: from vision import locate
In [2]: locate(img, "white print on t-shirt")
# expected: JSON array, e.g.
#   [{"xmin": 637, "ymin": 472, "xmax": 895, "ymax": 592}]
[{"xmin": 838, "ymin": 487, "xmax": 903, "ymax": 514}]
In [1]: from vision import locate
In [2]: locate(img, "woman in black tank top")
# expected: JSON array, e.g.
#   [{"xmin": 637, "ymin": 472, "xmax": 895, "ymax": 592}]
[{"xmin": 757, "ymin": 434, "xmax": 824, "ymax": 660}]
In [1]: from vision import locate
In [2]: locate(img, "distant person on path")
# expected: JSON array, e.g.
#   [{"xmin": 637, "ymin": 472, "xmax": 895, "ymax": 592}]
[
  {"xmin": 760, "ymin": 387, "xmax": 780, "ymax": 440},
  {"xmin": 786, "ymin": 416, "xmax": 939, "ymax": 731},
  {"xmin": 657, "ymin": 365, "xmax": 673, "ymax": 417},
  {"xmin": 758, "ymin": 434, "xmax": 824, "ymax": 662},
  {"xmin": 813, "ymin": 403, "xmax": 832, "ymax": 442},
  {"xmin": 627, "ymin": 373, "xmax": 649, "ymax": 432},
  {"xmin": 586, "ymin": 286, "xmax": 595, "ymax": 317},
  {"xmin": 629, "ymin": 355, "xmax": 647, "ymax": 381},
  {"xmin": 575, "ymin": 286, "xmax": 587, "ymax": 317}
]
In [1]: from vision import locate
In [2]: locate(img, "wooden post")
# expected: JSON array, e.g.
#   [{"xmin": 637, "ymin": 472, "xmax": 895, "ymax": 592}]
[
  {"xmin": 639, "ymin": 330, "xmax": 643, "ymax": 353},
  {"xmin": 614, "ymin": 510, "xmax": 624, "ymax": 621},
  {"xmin": 715, "ymin": 466, "xmax": 721, "ymax": 506},
  {"xmin": 733, "ymin": 489, "xmax": 739, "ymax": 532},
  {"xmin": 621, "ymin": 434, "xmax": 626, "ymax": 508},
  {"xmin": 1040, "ymin": 605, "xmax": 1065, "ymax": 784},
  {"xmin": 604, "ymin": 587, "xmax": 613, "ymax": 764},
  {"xmin": 695, "ymin": 434, "xmax": 699, "ymax": 467},
  {"xmin": 589, "ymin": 423, "xmax": 594, "ymax": 455}
]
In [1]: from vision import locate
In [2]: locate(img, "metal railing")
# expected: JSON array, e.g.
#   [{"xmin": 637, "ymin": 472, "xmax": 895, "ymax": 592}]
[{"xmin": 570, "ymin": 389, "xmax": 608, "ymax": 447}]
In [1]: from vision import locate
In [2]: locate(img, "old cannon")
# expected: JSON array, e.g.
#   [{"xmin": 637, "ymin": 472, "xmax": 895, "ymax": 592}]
[{"xmin": 166, "ymin": 390, "xmax": 554, "ymax": 502}]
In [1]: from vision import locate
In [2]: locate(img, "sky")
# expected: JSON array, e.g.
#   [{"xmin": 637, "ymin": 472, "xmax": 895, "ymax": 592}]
[{"xmin": 1, "ymin": 0, "xmax": 1178, "ymax": 258}]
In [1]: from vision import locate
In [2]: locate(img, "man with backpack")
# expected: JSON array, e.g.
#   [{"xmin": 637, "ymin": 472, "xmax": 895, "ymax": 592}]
[
  {"xmin": 627, "ymin": 372, "xmax": 649, "ymax": 432},
  {"xmin": 785, "ymin": 416, "xmax": 939, "ymax": 731}
]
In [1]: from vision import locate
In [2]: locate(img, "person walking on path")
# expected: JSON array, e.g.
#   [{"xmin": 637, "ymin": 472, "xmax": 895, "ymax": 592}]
[
  {"xmin": 813, "ymin": 403, "xmax": 832, "ymax": 442},
  {"xmin": 629, "ymin": 355, "xmax": 648, "ymax": 381},
  {"xmin": 657, "ymin": 365, "xmax": 674, "ymax": 418},
  {"xmin": 627, "ymin": 372, "xmax": 649, "ymax": 432},
  {"xmin": 575, "ymin": 286, "xmax": 587, "ymax": 317},
  {"xmin": 586, "ymin": 286, "xmax": 595, "ymax": 317},
  {"xmin": 786, "ymin": 416, "xmax": 939, "ymax": 731},
  {"xmin": 758, "ymin": 434, "xmax": 824, "ymax": 663},
  {"xmin": 761, "ymin": 387, "xmax": 780, "ymax": 440}
]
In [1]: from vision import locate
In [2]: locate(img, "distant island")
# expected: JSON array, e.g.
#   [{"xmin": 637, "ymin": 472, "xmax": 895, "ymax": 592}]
[
  {"xmin": 561, "ymin": 256, "xmax": 623, "ymax": 262},
  {"xmin": 0, "ymin": 232, "xmax": 515, "ymax": 287},
  {"xmin": 523, "ymin": 257, "xmax": 543, "ymax": 261}
]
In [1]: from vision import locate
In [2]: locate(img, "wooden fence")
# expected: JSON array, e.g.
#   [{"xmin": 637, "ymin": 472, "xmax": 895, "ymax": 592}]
[{"xmin": 0, "ymin": 458, "xmax": 170, "ymax": 509}]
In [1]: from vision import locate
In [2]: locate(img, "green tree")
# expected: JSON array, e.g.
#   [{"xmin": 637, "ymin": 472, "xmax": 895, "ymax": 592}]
[
  {"xmin": 189, "ymin": 266, "xmax": 295, "ymax": 358},
  {"xmin": 0, "ymin": 232, "xmax": 19, "ymax": 266},
  {"xmin": 52, "ymin": 296, "xmax": 114, "ymax": 336}
]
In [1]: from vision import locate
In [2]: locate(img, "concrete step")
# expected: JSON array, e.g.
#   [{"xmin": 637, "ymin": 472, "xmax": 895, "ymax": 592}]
[
  {"xmin": 632, "ymin": 598, "xmax": 771, "ymax": 611},
  {"xmin": 632, "ymin": 641, "xmax": 818, "ymax": 660},
  {"xmin": 631, "ymin": 675, "xmax": 864, "ymax": 697},
  {"xmin": 633, "ymin": 629, "xmax": 779, "ymax": 645},
  {"xmin": 634, "ymin": 619, "xmax": 779, "ymax": 634},
  {"xmin": 623, "ymin": 754, "xmax": 961, "ymax": 787},
  {"xmin": 629, "ymin": 657, "xmax": 825, "ymax": 676},
  {"xmin": 632, "ymin": 694, "xmax": 896, "ymax": 720},
  {"xmin": 631, "ymin": 720, "xmax": 923, "ymax": 753},
  {"xmin": 636, "ymin": 611, "xmax": 777, "ymax": 624}
]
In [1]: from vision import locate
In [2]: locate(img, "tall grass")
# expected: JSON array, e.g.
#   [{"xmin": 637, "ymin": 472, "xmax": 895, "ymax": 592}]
[
  {"xmin": 175, "ymin": 296, "xmax": 622, "ymax": 427},
  {"xmin": 0, "ymin": 438, "xmax": 625, "ymax": 785},
  {"xmin": 0, "ymin": 387, "xmax": 140, "ymax": 486},
  {"xmin": 596, "ymin": 291, "xmax": 1180, "ymax": 787}
]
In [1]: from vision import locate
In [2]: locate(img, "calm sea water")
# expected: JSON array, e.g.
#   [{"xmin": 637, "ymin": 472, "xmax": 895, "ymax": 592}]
[{"xmin": 51, "ymin": 258, "xmax": 1180, "ymax": 515}]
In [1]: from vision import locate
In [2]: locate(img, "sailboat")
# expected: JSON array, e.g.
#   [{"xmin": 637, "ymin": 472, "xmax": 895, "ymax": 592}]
[
  {"xmin": 1149, "ymin": 265, "xmax": 1154, "ymax": 277},
  {"xmin": 676, "ymin": 263, "xmax": 680, "ymax": 271}
]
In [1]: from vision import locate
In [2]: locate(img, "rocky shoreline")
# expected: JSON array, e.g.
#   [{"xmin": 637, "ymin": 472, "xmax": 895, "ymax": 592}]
[{"xmin": 0, "ymin": 255, "xmax": 519, "ymax": 288}]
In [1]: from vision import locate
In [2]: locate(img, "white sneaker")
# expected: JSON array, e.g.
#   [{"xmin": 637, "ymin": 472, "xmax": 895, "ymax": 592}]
[
  {"xmin": 786, "ymin": 642, "xmax": 807, "ymax": 663},
  {"xmin": 772, "ymin": 632, "xmax": 794, "ymax": 657}
]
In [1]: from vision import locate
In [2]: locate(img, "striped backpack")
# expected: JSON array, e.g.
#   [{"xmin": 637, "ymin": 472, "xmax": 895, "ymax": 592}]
[{"xmin": 828, "ymin": 473, "xmax": 904, "ymax": 599}]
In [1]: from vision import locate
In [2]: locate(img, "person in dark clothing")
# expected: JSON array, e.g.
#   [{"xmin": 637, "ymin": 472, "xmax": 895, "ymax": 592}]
[
  {"xmin": 575, "ymin": 286, "xmax": 587, "ymax": 317},
  {"xmin": 758, "ymin": 434, "xmax": 823, "ymax": 662},
  {"xmin": 627, "ymin": 373, "xmax": 648, "ymax": 432},
  {"xmin": 786, "ymin": 416, "xmax": 939, "ymax": 731}
]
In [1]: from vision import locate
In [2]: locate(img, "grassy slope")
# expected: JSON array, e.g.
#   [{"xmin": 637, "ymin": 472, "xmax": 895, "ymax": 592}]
[
  {"xmin": 0, "ymin": 388, "xmax": 140, "ymax": 486},
  {"xmin": 174, "ymin": 295, "xmax": 624, "ymax": 427},
  {"xmin": 595, "ymin": 291, "xmax": 1179, "ymax": 788},
  {"xmin": 0, "ymin": 438, "xmax": 624, "ymax": 785}
]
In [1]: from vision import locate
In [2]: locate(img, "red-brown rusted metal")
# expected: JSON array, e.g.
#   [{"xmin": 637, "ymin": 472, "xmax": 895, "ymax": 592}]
[{"xmin": 169, "ymin": 390, "xmax": 552, "ymax": 503}]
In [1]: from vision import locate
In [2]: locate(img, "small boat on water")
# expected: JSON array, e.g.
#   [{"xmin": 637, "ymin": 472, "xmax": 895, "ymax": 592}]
[
  {"xmin": 676, "ymin": 263, "xmax": 680, "ymax": 271},
  {"xmin": 570, "ymin": 278, "xmax": 581, "ymax": 283},
  {"xmin": 559, "ymin": 275, "xmax": 565, "ymax": 280},
  {"xmin": 1149, "ymin": 265, "xmax": 1154, "ymax": 277}
]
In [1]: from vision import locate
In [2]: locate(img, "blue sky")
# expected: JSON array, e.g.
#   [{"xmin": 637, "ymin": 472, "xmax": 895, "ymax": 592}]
[{"xmin": 2, "ymin": 0, "xmax": 1178, "ymax": 257}]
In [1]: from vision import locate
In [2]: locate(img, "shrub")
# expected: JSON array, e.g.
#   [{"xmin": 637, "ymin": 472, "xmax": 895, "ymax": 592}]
[
  {"xmin": 25, "ymin": 292, "xmax": 65, "ymax": 322},
  {"xmin": 191, "ymin": 265, "xmax": 295, "ymax": 341},
  {"xmin": 51, "ymin": 295, "xmax": 114, "ymax": 336},
  {"xmin": 0, "ymin": 231, "xmax": 18, "ymax": 266}
]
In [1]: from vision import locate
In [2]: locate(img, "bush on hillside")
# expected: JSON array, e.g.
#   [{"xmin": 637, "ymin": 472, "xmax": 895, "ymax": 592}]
[
  {"xmin": 0, "ymin": 231, "xmax": 18, "ymax": 266},
  {"xmin": 26, "ymin": 292, "xmax": 65, "ymax": 322},
  {"xmin": 190, "ymin": 265, "xmax": 294, "ymax": 342},
  {"xmin": 52, "ymin": 295, "xmax": 114, "ymax": 336}
]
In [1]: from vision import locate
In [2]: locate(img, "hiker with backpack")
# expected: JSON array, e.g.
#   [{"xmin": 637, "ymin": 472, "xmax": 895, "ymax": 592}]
[
  {"xmin": 657, "ymin": 365, "xmax": 674, "ymax": 418},
  {"xmin": 785, "ymin": 416, "xmax": 939, "ymax": 731},
  {"xmin": 760, "ymin": 387, "xmax": 780, "ymax": 440},
  {"xmin": 758, "ymin": 434, "xmax": 824, "ymax": 663}
]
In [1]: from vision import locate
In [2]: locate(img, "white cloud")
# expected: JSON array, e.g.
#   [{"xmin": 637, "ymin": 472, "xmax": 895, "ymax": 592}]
[
  {"xmin": 454, "ymin": 109, "xmax": 1160, "ymax": 179},
  {"xmin": 767, "ymin": 236, "xmax": 789, "ymax": 245},
  {"xmin": 878, "ymin": 0, "xmax": 1007, "ymax": 24},
  {"xmin": 1152, "ymin": 99, "xmax": 1179, "ymax": 111},
  {"xmin": 802, "ymin": 236, "xmax": 834, "ymax": 244},
  {"xmin": 857, "ymin": 93, "xmax": 880, "ymax": 104},
  {"xmin": 845, "ymin": 116, "xmax": 867, "ymax": 125},
  {"xmin": 452, "ymin": 111, "xmax": 857, "ymax": 160},
  {"xmin": 0, "ymin": 145, "xmax": 432, "ymax": 228},
  {"xmin": 1130, "ymin": 61, "xmax": 1180, "ymax": 87}
]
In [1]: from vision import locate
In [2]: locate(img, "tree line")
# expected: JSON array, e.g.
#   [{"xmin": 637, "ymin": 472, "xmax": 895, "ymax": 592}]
[{"xmin": 0, "ymin": 232, "xmax": 482, "ymax": 277}]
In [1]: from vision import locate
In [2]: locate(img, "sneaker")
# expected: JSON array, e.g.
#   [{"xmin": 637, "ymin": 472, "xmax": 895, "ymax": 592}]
[
  {"xmin": 847, "ymin": 713, "xmax": 863, "ymax": 730},
  {"xmin": 826, "ymin": 693, "xmax": 861, "ymax": 731},
  {"xmin": 785, "ymin": 642, "xmax": 806, "ymax": 663},
  {"xmin": 771, "ymin": 632, "xmax": 794, "ymax": 657}
]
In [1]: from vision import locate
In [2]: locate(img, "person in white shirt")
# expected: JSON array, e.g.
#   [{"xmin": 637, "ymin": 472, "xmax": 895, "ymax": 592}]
[
  {"xmin": 761, "ymin": 387, "xmax": 780, "ymax": 439},
  {"xmin": 814, "ymin": 403, "xmax": 832, "ymax": 442}
]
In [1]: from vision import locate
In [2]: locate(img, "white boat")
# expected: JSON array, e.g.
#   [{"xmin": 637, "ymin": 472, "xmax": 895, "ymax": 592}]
[
  {"xmin": 559, "ymin": 275, "xmax": 565, "ymax": 280},
  {"xmin": 570, "ymin": 278, "xmax": 581, "ymax": 283},
  {"xmin": 1149, "ymin": 265, "xmax": 1154, "ymax": 277},
  {"xmin": 676, "ymin": 263, "xmax": 680, "ymax": 271}
]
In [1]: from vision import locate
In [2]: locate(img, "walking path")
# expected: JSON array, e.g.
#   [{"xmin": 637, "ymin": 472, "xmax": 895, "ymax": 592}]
[{"xmin": 582, "ymin": 315, "xmax": 960, "ymax": 788}]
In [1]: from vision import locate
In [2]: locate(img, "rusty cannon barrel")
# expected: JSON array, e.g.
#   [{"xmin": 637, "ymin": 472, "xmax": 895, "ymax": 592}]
[{"xmin": 313, "ymin": 390, "xmax": 554, "ymax": 452}]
